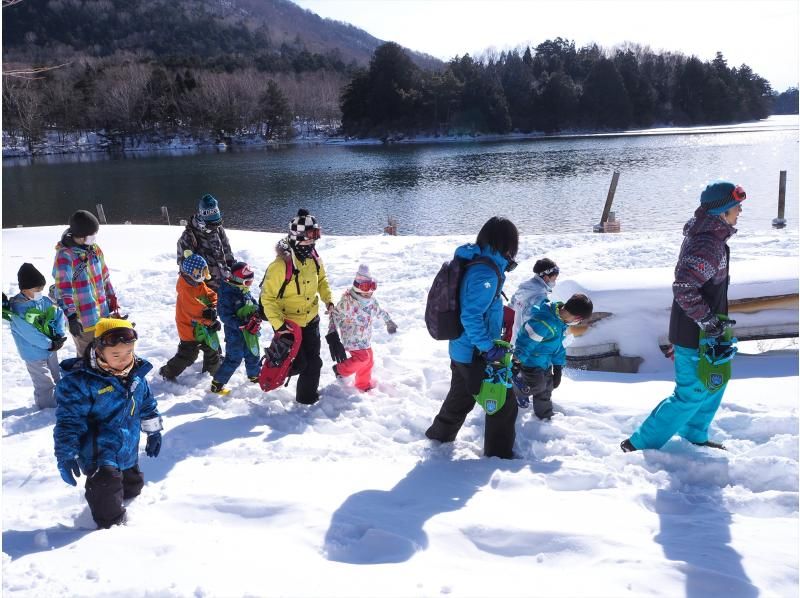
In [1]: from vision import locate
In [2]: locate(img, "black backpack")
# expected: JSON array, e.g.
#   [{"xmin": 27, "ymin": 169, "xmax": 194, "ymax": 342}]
[{"xmin": 425, "ymin": 256, "xmax": 502, "ymax": 340}]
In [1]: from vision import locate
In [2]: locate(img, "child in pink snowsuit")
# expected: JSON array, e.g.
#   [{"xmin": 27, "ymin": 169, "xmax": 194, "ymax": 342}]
[{"xmin": 330, "ymin": 264, "xmax": 397, "ymax": 391}]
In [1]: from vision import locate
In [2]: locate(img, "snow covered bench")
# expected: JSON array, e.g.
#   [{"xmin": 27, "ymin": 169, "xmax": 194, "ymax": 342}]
[{"xmin": 554, "ymin": 257, "xmax": 799, "ymax": 373}]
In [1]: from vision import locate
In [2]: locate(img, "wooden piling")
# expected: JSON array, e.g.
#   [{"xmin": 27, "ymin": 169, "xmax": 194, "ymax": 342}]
[
  {"xmin": 96, "ymin": 204, "xmax": 107, "ymax": 224},
  {"xmin": 594, "ymin": 171, "xmax": 620, "ymax": 233},
  {"xmin": 161, "ymin": 206, "xmax": 171, "ymax": 226},
  {"xmin": 773, "ymin": 170, "xmax": 787, "ymax": 229}
]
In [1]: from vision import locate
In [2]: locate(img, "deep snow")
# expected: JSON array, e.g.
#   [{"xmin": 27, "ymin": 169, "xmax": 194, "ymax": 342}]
[{"xmin": 2, "ymin": 225, "xmax": 798, "ymax": 597}]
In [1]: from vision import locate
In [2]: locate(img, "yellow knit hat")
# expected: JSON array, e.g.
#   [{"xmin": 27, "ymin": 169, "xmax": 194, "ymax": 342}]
[{"xmin": 94, "ymin": 317, "xmax": 135, "ymax": 339}]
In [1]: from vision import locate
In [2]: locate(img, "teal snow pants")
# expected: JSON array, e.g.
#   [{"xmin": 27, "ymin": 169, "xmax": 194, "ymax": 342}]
[{"xmin": 629, "ymin": 344, "xmax": 728, "ymax": 450}]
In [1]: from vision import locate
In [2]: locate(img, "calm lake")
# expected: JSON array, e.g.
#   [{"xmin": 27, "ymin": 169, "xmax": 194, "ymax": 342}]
[{"xmin": 3, "ymin": 116, "xmax": 797, "ymax": 235}]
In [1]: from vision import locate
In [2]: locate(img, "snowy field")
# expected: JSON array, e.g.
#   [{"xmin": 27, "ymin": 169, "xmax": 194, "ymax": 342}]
[{"xmin": 2, "ymin": 224, "xmax": 798, "ymax": 597}]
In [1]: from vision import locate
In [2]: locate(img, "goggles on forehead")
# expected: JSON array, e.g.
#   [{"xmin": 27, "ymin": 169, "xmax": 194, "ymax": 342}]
[
  {"xmin": 302, "ymin": 227, "xmax": 322, "ymax": 241},
  {"xmin": 731, "ymin": 185, "xmax": 746, "ymax": 202},
  {"xmin": 353, "ymin": 279, "xmax": 377, "ymax": 293},
  {"xmin": 539, "ymin": 266, "xmax": 560, "ymax": 277},
  {"xmin": 97, "ymin": 327, "xmax": 138, "ymax": 347}
]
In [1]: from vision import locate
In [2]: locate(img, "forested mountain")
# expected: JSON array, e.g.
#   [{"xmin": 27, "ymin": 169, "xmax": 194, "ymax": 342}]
[{"xmin": 2, "ymin": 0, "xmax": 440, "ymax": 71}]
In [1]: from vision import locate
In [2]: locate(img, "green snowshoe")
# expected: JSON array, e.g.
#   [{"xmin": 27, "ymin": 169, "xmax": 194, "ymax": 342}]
[
  {"xmin": 194, "ymin": 322, "xmax": 220, "ymax": 351},
  {"xmin": 697, "ymin": 315, "xmax": 737, "ymax": 392},
  {"xmin": 475, "ymin": 340, "xmax": 513, "ymax": 415},
  {"xmin": 236, "ymin": 303, "xmax": 260, "ymax": 357}
]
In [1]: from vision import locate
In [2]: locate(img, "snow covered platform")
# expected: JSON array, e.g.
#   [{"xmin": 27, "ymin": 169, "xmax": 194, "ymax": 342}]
[{"xmin": 557, "ymin": 257, "xmax": 799, "ymax": 373}]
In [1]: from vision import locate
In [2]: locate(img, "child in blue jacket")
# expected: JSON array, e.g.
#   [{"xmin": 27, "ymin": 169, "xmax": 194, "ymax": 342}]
[
  {"xmin": 512, "ymin": 294, "xmax": 593, "ymax": 420},
  {"xmin": 210, "ymin": 262, "xmax": 262, "ymax": 395},
  {"xmin": 4, "ymin": 263, "xmax": 67, "ymax": 409},
  {"xmin": 54, "ymin": 318, "xmax": 162, "ymax": 529}
]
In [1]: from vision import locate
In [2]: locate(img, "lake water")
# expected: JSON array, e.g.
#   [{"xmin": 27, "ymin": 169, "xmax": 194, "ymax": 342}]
[{"xmin": 2, "ymin": 116, "xmax": 798, "ymax": 235}]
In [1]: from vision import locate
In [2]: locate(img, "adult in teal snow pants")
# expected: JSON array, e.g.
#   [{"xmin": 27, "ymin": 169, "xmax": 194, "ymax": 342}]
[{"xmin": 621, "ymin": 180, "xmax": 747, "ymax": 452}]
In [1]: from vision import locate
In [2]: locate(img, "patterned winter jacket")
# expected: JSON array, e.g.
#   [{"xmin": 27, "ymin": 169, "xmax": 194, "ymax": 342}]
[
  {"xmin": 668, "ymin": 207, "xmax": 735, "ymax": 349},
  {"xmin": 330, "ymin": 288, "xmax": 393, "ymax": 351},
  {"xmin": 54, "ymin": 354, "xmax": 160, "ymax": 472},
  {"xmin": 218, "ymin": 281, "xmax": 258, "ymax": 336},
  {"xmin": 53, "ymin": 233, "xmax": 116, "ymax": 331},
  {"xmin": 7, "ymin": 293, "xmax": 67, "ymax": 362},
  {"xmin": 509, "ymin": 275, "xmax": 552, "ymax": 344},
  {"xmin": 260, "ymin": 244, "xmax": 333, "ymax": 330},
  {"xmin": 449, "ymin": 243, "xmax": 508, "ymax": 364},
  {"xmin": 175, "ymin": 274, "xmax": 218, "ymax": 342},
  {"xmin": 513, "ymin": 300, "xmax": 567, "ymax": 370},
  {"xmin": 177, "ymin": 216, "xmax": 235, "ymax": 291}
]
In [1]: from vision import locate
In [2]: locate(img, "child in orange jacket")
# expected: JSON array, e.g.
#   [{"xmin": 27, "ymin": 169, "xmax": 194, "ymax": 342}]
[{"xmin": 159, "ymin": 252, "xmax": 222, "ymax": 381}]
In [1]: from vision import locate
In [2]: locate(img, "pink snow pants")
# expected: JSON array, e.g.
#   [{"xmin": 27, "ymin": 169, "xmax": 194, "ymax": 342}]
[{"xmin": 338, "ymin": 348, "xmax": 374, "ymax": 391}]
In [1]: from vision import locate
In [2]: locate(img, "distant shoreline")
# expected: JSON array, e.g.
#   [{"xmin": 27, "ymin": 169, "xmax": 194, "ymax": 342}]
[{"xmin": 3, "ymin": 116, "xmax": 797, "ymax": 161}]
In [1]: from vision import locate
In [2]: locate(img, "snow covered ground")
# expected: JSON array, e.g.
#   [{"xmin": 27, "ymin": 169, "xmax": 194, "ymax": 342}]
[{"xmin": 2, "ymin": 225, "xmax": 798, "ymax": 597}]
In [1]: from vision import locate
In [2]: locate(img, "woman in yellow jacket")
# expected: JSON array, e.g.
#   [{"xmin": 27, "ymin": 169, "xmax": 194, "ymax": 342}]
[{"xmin": 260, "ymin": 209, "xmax": 333, "ymax": 404}]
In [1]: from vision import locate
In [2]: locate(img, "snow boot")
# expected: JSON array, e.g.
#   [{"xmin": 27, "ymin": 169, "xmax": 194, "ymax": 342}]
[
  {"xmin": 691, "ymin": 440, "xmax": 726, "ymax": 450},
  {"xmin": 210, "ymin": 380, "xmax": 231, "ymax": 396},
  {"xmin": 158, "ymin": 366, "xmax": 176, "ymax": 382},
  {"xmin": 620, "ymin": 439, "xmax": 638, "ymax": 453}
]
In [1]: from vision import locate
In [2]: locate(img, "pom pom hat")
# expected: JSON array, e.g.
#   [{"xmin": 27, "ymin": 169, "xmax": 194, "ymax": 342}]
[
  {"xmin": 352, "ymin": 263, "xmax": 377, "ymax": 294},
  {"xmin": 197, "ymin": 194, "xmax": 222, "ymax": 223},
  {"xmin": 289, "ymin": 209, "xmax": 321, "ymax": 242},
  {"xmin": 700, "ymin": 181, "xmax": 747, "ymax": 215},
  {"xmin": 181, "ymin": 250, "xmax": 211, "ymax": 282}
]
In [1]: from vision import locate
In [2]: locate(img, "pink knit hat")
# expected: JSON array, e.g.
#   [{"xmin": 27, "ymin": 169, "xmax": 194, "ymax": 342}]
[{"xmin": 352, "ymin": 264, "xmax": 377, "ymax": 293}]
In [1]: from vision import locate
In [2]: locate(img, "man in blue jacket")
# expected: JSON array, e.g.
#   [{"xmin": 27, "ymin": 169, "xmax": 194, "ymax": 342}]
[
  {"xmin": 512, "ymin": 295, "xmax": 593, "ymax": 420},
  {"xmin": 54, "ymin": 318, "xmax": 162, "ymax": 528},
  {"xmin": 425, "ymin": 217, "xmax": 520, "ymax": 459}
]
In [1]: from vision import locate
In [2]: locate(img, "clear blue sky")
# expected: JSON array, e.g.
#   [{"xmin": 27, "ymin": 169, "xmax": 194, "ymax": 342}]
[{"xmin": 293, "ymin": 0, "xmax": 799, "ymax": 91}]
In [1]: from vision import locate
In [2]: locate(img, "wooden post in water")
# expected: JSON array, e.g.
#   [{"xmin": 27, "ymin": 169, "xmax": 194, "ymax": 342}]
[
  {"xmin": 96, "ymin": 204, "xmax": 107, "ymax": 224},
  {"xmin": 593, "ymin": 171, "xmax": 620, "ymax": 233},
  {"xmin": 772, "ymin": 170, "xmax": 787, "ymax": 229},
  {"xmin": 161, "ymin": 206, "xmax": 171, "ymax": 226}
]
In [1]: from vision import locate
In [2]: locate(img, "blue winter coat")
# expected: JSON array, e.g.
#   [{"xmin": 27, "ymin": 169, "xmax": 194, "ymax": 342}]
[
  {"xmin": 449, "ymin": 243, "xmax": 508, "ymax": 364},
  {"xmin": 8, "ymin": 293, "xmax": 67, "ymax": 362},
  {"xmin": 53, "ymin": 356, "xmax": 159, "ymax": 471},
  {"xmin": 218, "ymin": 281, "xmax": 258, "ymax": 334},
  {"xmin": 513, "ymin": 300, "xmax": 567, "ymax": 369}
]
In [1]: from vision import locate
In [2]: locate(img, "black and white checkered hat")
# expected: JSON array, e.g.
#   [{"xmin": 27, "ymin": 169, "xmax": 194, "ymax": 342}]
[{"xmin": 288, "ymin": 209, "xmax": 320, "ymax": 240}]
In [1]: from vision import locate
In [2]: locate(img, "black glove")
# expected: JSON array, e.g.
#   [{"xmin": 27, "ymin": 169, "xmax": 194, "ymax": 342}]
[
  {"xmin": 202, "ymin": 307, "xmax": 217, "ymax": 321},
  {"xmin": 209, "ymin": 320, "xmax": 222, "ymax": 332},
  {"xmin": 552, "ymin": 365, "xmax": 562, "ymax": 389},
  {"xmin": 697, "ymin": 314, "xmax": 725, "ymax": 340},
  {"xmin": 67, "ymin": 314, "xmax": 83, "ymax": 336},
  {"xmin": 265, "ymin": 324, "xmax": 296, "ymax": 367},
  {"xmin": 386, "ymin": 320, "xmax": 398, "ymax": 334},
  {"xmin": 49, "ymin": 336, "xmax": 67, "ymax": 352},
  {"xmin": 325, "ymin": 331, "xmax": 348, "ymax": 363},
  {"xmin": 145, "ymin": 432, "xmax": 162, "ymax": 458}
]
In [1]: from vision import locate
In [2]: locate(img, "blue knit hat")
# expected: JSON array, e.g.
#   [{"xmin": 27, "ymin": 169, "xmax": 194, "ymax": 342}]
[
  {"xmin": 181, "ymin": 250, "xmax": 210, "ymax": 282},
  {"xmin": 700, "ymin": 181, "xmax": 746, "ymax": 215},
  {"xmin": 197, "ymin": 194, "xmax": 222, "ymax": 223}
]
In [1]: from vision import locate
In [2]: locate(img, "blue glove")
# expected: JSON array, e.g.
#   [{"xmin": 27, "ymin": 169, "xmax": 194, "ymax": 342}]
[
  {"xmin": 58, "ymin": 459, "xmax": 81, "ymax": 486},
  {"xmin": 484, "ymin": 345, "xmax": 508, "ymax": 363},
  {"xmin": 145, "ymin": 432, "xmax": 161, "ymax": 458},
  {"xmin": 516, "ymin": 394, "xmax": 530, "ymax": 408}
]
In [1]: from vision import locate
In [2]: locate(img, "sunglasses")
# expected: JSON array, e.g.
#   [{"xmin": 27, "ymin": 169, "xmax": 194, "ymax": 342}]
[
  {"xmin": 98, "ymin": 327, "xmax": 138, "ymax": 347},
  {"xmin": 353, "ymin": 279, "xmax": 377, "ymax": 293},
  {"xmin": 731, "ymin": 185, "xmax": 746, "ymax": 202},
  {"xmin": 539, "ymin": 266, "xmax": 559, "ymax": 277}
]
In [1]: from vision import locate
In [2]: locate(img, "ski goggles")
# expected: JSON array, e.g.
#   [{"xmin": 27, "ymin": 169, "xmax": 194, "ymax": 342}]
[
  {"xmin": 353, "ymin": 279, "xmax": 378, "ymax": 293},
  {"xmin": 97, "ymin": 327, "xmax": 138, "ymax": 347},
  {"xmin": 731, "ymin": 185, "xmax": 747, "ymax": 203},
  {"xmin": 505, "ymin": 257, "xmax": 518, "ymax": 273},
  {"xmin": 300, "ymin": 227, "xmax": 322, "ymax": 241},
  {"xmin": 539, "ymin": 266, "xmax": 559, "ymax": 277}
]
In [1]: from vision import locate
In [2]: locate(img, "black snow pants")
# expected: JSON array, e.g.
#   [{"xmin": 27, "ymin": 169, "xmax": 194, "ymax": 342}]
[
  {"xmin": 290, "ymin": 316, "xmax": 322, "ymax": 405},
  {"xmin": 425, "ymin": 355, "xmax": 518, "ymax": 459},
  {"xmin": 85, "ymin": 464, "xmax": 144, "ymax": 528},
  {"xmin": 514, "ymin": 366, "xmax": 555, "ymax": 420},
  {"xmin": 161, "ymin": 340, "xmax": 221, "ymax": 379}
]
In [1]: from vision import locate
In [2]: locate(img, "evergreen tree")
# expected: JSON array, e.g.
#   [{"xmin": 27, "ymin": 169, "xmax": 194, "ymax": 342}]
[{"xmin": 580, "ymin": 58, "xmax": 633, "ymax": 129}]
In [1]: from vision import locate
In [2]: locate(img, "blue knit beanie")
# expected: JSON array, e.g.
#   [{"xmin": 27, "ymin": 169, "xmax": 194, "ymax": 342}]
[
  {"xmin": 700, "ymin": 181, "xmax": 743, "ymax": 215},
  {"xmin": 197, "ymin": 194, "xmax": 222, "ymax": 223},
  {"xmin": 181, "ymin": 251, "xmax": 210, "ymax": 282}
]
